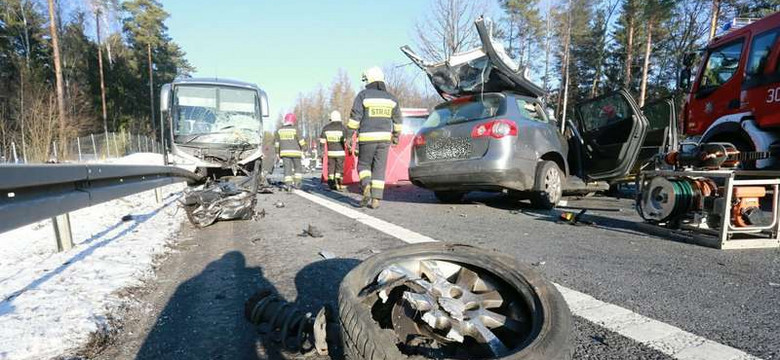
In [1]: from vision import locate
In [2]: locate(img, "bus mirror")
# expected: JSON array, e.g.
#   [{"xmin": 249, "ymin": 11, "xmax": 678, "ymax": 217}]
[
  {"xmin": 159, "ymin": 84, "xmax": 171, "ymax": 112},
  {"xmin": 260, "ymin": 92, "xmax": 270, "ymax": 118}
]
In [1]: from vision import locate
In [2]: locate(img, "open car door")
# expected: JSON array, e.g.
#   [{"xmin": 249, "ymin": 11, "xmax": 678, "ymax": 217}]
[
  {"xmin": 634, "ymin": 98, "xmax": 678, "ymax": 172},
  {"xmin": 575, "ymin": 90, "xmax": 649, "ymax": 181},
  {"xmin": 400, "ymin": 17, "xmax": 545, "ymax": 100}
]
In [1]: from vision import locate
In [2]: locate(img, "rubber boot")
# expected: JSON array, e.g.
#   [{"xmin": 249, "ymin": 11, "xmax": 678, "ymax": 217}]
[
  {"xmin": 327, "ymin": 179, "xmax": 335, "ymax": 190},
  {"xmin": 336, "ymin": 179, "xmax": 344, "ymax": 191},
  {"xmin": 360, "ymin": 186, "xmax": 371, "ymax": 207},
  {"xmin": 369, "ymin": 198, "xmax": 380, "ymax": 209}
]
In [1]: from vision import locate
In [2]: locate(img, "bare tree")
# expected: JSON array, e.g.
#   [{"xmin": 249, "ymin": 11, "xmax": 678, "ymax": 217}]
[
  {"xmin": 328, "ymin": 69, "xmax": 356, "ymax": 127},
  {"xmin": 413, "ymin": 0, "xmax": 487, "ymax": 62},
  {"xmin": 46, "ymin": 0, "xmax": 66, "ymax": 156},
  {"xmin": 383, "ymin": 64, "xmax": 440, "ymax": 109}
]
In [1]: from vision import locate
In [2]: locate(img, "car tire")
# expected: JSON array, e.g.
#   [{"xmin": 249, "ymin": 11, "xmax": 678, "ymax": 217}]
[
  {"xmin": 434, "ymin": 190, "xmax": 467, "ymax": 203},
  {"xmin": 530, "ymin": 161, "xmax": 564, "ymax": 210},
  {"xmin": 338, "ymin": 242, "xmax": 573, "ymax": 360}
]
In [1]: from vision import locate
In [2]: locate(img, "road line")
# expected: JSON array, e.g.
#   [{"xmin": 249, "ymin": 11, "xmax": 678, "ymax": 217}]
[{"xmin": 294, "ymin": 189, "xmax": 761, "ymax": 360}]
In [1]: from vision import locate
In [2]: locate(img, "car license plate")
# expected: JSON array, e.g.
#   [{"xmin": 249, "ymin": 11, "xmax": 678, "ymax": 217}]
[{"xmin": 425, "ymin": 137, "xmax": 472, "ymax": 160}]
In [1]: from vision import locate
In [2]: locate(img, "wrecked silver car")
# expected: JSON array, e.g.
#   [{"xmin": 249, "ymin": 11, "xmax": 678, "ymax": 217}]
[{"xmin": 402, "ymin": 17, "xmax": 651, "ymax": 209}]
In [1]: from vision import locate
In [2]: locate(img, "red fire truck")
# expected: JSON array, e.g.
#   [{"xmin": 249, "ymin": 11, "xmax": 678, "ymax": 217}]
[
  {"xmin": 322, "ymin": 108, "xmax": 429, "ymax": 185},
  {"xmin": 681, "ymin": 12, "xmax": 780, "ymax": 168}
]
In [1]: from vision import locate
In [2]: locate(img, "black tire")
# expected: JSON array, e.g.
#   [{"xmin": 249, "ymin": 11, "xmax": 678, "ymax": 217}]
[
  {"xmin": 434, "ymin": 190, "xmax": 467, "ymax": 203},
  {"xmin": 530, "ymin": 161, "xmax": 564, "ymax": 210},
  {"xmin": 338, "ymin": 243, "xmax": 572, "ymax": 360}
]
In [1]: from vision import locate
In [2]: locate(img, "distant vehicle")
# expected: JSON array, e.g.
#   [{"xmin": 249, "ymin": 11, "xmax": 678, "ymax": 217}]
[
  {"xmin": 679, "ymin": 12, "xmax": 780, "ymax": 168},
  {"xmin": 159, "ymin": 78, "xmax": 270, "ymax": 178},
  {"xmin": 402, "ymin": 17, "xmax": 652, "ymax": 208}
]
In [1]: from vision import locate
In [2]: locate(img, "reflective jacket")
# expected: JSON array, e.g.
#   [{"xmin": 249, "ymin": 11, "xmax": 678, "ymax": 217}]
[
  {"xmin": 274, "ymin": 125, "xmax": 305, "ymax": 158},
  {"xmin": 319, "ymin": 121, "xmax": 346, "ymax": 157},
  {"xmin": 347, "ymin": 82, "xmax": 402, "ymax": 143}
]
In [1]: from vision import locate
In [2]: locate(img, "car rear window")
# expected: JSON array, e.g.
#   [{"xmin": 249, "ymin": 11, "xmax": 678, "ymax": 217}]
[{"xmin": 423, "ymin": 94, "xmax": 505, "ymax": 128}]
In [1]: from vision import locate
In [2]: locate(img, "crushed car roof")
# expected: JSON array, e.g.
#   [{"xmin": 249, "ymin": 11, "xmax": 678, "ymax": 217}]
[{"xmin": 401, "ymin": 17, "xmax": 545, "ymax": 100}]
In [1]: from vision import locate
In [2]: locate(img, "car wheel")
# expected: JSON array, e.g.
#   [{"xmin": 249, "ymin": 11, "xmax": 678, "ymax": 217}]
[
  {"xmin": 530, "ymin": 161, "xmax": 564, "ymax": 210},
  {"xmin": 338, "ymin": 243, "xmax": 573, "ymax": 360},
  {"xmin": 434, "ymin": 190, "xmax": 467, "ymax": 203}
]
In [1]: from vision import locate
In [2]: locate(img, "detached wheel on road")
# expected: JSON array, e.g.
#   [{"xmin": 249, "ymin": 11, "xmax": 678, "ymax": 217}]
[
  {"xmin": 530, "ymin": 161, "xmax": 563, "ymax": 210},
  {"xmin": 338, "ymin": 243, "xmax": 572, "ymax": 360},
  {"xmin": 434, "ymin": 191, "xmax": 467, "ymax": 204}
]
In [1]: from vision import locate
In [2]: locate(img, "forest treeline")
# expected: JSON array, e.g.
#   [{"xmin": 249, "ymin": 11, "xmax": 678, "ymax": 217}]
[
  {"xmin": 0, "ymin": 0, "xmax": 189, "ymax": 162},
  {"xmin": 289, "ymin": 0, "xmax": 779, "ymax": 140}
]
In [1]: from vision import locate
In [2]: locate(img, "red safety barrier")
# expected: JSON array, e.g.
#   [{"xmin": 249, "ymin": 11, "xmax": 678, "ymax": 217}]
[{"xmin": 322, "ymin": 109, "xmax": 428, "ymax": 185}]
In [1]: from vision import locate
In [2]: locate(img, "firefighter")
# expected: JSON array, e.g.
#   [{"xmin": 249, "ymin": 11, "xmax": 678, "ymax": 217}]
[
  {"xmin": 346, "ymin": 67, "xmax": 402, "ymax": 209},
  {"xmin": 275, "ymin": 113, "xmax": 305, "ymax": 190},
  {"xmin": 319, "ymin": 110, "xmax": 347, "ymax": 191}
]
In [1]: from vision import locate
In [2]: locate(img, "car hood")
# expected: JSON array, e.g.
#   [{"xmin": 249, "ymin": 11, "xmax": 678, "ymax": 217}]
[{"xmin": 401, "ymin": 16, "xmax": 545, "ymax": 100}]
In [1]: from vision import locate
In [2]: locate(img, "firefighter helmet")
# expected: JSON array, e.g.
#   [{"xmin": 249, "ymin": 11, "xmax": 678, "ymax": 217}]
[
  {"xmin": 330, "ymin": 110, "xmax": 342, "ymax": 122},
  {"xmin": 283, "ymin": 113, "xmax": 297, "ymax": 126},
  {"xmin": 361, "ymin": 67, "xmax": 385, "ymax": 84}
]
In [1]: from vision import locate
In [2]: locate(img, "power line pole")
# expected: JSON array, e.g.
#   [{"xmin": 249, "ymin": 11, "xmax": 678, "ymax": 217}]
[
  {"xmin": 147, "ymin": 43, "xmax": 156, "ymax": 140},
  {"xmin": 96, "ymin": 10, "xmax": 109, "ymax": 157}
]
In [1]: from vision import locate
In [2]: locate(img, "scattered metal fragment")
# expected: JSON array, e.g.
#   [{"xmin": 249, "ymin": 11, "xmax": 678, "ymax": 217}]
[
  {"xmin": 251, "ymin": 237, "xmax": 264, "ymax": 244},
  {"xmin": 274, "ymin": 201, "xmax": 286, "ymax": 208},
  {"xmin": 256, "ymin": 209, "xmax": 267, "ymax": 219},
  {"xmin": 532, "ymin": 261, "xmax": 546, "ymax": 266},
  {"xmin": 313, "ymin": 306, "xmax": 330, "ymax": 356},
  {"xmin": 182, "ymin": 177, "xmax": 259, "ymax": 228},
  {"xmin": 302, "ymin": 224, "xmax": 324, "ymax": 238},
  {"xmin": 319, "ymin": 250, "xmax": 336, "ymax": 259}
]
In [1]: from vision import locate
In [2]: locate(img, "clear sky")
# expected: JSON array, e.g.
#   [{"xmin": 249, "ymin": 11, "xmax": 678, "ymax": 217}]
[{"xmin": 164, "ymin": 0, "xmax": 436, "ymax": 121}]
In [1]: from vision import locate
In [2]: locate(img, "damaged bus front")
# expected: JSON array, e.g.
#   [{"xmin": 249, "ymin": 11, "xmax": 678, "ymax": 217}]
[
  {"xmin": 160, "ymin": 78, "xmax": 269, "ymax": 178},
  {"xmin": 160, "ymin": 78, "xmax": 270, "ymax": 227}
]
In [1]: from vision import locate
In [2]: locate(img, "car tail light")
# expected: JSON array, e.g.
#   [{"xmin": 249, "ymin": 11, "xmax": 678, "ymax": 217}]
[
  {"xmin": 471, "ymin": 119, "xmax": 518, "ymax": 139},
  {"xmin": 413, "ymin": 134, "xmax": 426, "ymax": 146}
]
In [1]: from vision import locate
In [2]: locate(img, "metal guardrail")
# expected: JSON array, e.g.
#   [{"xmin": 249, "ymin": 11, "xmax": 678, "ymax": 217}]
[{"xmin": 0, "ymin": 164, "xmax": 202, "ymax": 234}]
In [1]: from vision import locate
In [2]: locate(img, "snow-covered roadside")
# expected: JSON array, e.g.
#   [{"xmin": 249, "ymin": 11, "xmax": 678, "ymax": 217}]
[{"xmin": 0, "ymin": 182, "xmax": 187, "ymax": 360}]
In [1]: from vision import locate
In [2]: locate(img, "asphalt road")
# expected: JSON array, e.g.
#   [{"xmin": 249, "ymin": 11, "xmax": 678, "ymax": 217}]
[{"xmin": 94, "ymin": 174, "xmax": 779, "ymax": 360}]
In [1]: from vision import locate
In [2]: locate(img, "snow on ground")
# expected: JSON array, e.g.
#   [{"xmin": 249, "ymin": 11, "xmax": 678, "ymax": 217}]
[{"xmin": 0, "ymin": 169, "xmax": 187, "ymax": 359}]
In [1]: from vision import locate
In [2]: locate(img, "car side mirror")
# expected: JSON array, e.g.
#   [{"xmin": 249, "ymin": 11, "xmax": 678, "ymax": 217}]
[{"xmin": 159, "ymin": 84, "xmax": 171, "ymax": 113}]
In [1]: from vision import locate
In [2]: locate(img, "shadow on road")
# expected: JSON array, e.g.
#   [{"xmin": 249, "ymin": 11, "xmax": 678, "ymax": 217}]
[
  {"xmin": 136, "ymin": 251, "xmax": 267, "ymax": 360},
  {"xmin": 136, "ymin": 250, "xmax": 361, "ymax": 360}
]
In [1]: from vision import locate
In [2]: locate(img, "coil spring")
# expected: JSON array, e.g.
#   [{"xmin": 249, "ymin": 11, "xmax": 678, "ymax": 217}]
[{"xmin": 245, "ymin": 290, "xmax": 315, "ymax": 352}]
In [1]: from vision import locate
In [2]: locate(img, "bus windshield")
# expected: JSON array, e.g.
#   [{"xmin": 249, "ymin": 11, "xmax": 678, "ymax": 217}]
[{"xmin": 173, "ymin": 85, "xmax": 262, "ymax": 145}]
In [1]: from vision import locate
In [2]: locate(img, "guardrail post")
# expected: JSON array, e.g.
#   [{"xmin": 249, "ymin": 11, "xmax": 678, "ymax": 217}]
[
  {"xmin": 91, "ymin": 134, "xmax": 98, "ymax": 161},
  {"xmin": 53, "ymin": 213, "xmax": 74, "ymax": 252},
  {"xmin": 112, "ymin": 133, "xmax": 119, "ymax": 157},
  {"xmin": 11, "ymin": 141, "xmax": 18, "ymax": 163},
  {"xmin": 77, "ymin": 137, "xmax": 83, "ymax": 162},
  {"xmin": 155, "ymin": 187, "xmax": 163, "ymax": 203}
]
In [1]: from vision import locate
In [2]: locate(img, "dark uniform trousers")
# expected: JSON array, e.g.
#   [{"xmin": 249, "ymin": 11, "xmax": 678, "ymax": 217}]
[
  {"xmin": 328, "ymin": 156, "xmax": 344, "ymax": 181},
  {"xmin": 357, "ymin": 142, "xmax": 389, "ymax": 199},
  {"xmin": 282, "ymin": 157, "xmax": 303, "ymax": 187}
]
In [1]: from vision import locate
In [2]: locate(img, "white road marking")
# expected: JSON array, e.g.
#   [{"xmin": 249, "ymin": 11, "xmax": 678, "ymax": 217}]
[{"xmin": 294, "ymin": 189, "xmax": 762, "ymax": 360}]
